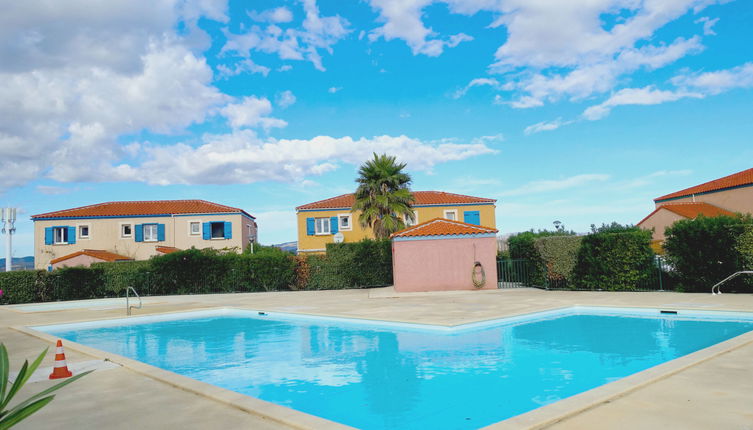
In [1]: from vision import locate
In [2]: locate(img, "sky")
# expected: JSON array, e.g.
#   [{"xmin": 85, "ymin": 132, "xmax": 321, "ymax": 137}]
[{"xmin": 1, "ymin": 0, "xmax": 753, "ymax": 257}]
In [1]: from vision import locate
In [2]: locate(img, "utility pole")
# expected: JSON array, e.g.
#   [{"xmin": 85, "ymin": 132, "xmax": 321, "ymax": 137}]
[{"xmin": 1, "ymin": 207, "xmax": 17, "ymax": 272}]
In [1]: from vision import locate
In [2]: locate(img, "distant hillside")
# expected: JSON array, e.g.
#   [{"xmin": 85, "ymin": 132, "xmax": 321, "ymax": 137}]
[
  {"xmin": 272, "ymin": 242, "xmax": 297, "ymax": 253},
  {"xmin": 0, "ymin": 256, "xmax": 35, "ymax": 271}
]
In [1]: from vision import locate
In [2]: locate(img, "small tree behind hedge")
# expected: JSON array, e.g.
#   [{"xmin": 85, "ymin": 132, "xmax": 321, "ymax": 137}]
[
  {"xmin": 664, "ymin": 214, "xmax": 753, "ymax": 292},
  {"xmin": 572, "ymin": 223, "xmax": 655, "ymax": 291},
  {"xmin": 534, "ymin": 235, "xmax": 583, "ymax": 288}
]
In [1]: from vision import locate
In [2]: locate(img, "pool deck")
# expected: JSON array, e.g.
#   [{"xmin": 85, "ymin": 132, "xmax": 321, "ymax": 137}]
[{"xmin": 2, "ymin": 288, "xmax": 753, "ymax": 429}]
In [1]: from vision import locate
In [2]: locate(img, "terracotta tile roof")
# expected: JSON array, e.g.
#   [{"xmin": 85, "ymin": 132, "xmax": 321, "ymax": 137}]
[
  {"xmin": 155, "ymin": 246, "xmax": 181, "ymax": 254},
  {"xmin": 32, "ymin": 200, "xmax": 255, "ymax": 219},
  {"xmin": 297, "ymin": 191, "xmax": 496, "ymax": 210},
  {"xmin": 391, "ymin": 218, "xmax": 498, "ymax": 238},
  {"xmin": 50, "ymin": 249, "xmax": 132, "ymax": 265},
  {"xmin": 637, "ymin": 203, "xmax": 736, "ymax": 226},
  {"xmin": 655, "ymin": 168, "xmax": 753, "ymax": 202}
]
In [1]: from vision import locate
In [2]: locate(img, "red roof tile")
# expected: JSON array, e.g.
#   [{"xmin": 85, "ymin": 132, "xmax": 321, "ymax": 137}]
[
  {"xmin": 32, "ymin": 200, "xmax": 254, "ymax": 219},
  {"xmin": 50, "ymin": 249, "xmax": 132, "ymax": 265},
  {"xmin": 391, "ymin": 218, "xmax": 498, "ymax": 238},
  {"xmin": 155, "ymin": 246, "xmax": 181, "ymax": 254},
  {"xmin": 297, "ymin": 191, "xmax": 496, "ymax": 210},
  {"xmin": 655, "ymin": 168, "xmax": 753, "ymax": 202},
  {"xmin": 637, "ymin": 202, "xmax": 736, "ymax": 226}
]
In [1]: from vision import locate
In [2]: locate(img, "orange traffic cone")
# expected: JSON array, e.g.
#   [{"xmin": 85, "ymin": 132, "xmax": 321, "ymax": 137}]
[{"xmin": 49, "ymin": 339, "xmax": 73, "ymax": 379}]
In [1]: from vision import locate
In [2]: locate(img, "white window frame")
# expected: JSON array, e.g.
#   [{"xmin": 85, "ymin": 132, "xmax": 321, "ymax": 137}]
[
  {"xmin": 338, "ymin": 213, "xmax": 352, "ymax": 231},
  {"xmin": 210, "ymin": 221, "xmax": 225, "ymax": 239},
  {"xmin": 315, "ymin": 217, "xmax": 331, "ymax": 235},
  {"xmin": 53, "ymin": 227, "xmax": 68, "ymax": 244},
  {"xmin": 143, "ymin": 223, "xmax": 158, "ymax": 242},
  {"xmin": 120, "ymin": 223, "xmax": 133, "ymax": 238},
  {"xmin": 77, "ymin": 223, "xmax": 90, "ymax": 239},
  {"xmin": 404, "ymin": 210, "xmax": 419, "ymax": 227},
  {"xmin": 188, "ymin": 220, "xmax": 201, "ymax": 236},
  {"xmin": 247, "ymin": 224, "xmax": 253, "ymax": 235},
  {"xmin": 443, "ymin": 209, "xmax": 458, "ymax": 221}
]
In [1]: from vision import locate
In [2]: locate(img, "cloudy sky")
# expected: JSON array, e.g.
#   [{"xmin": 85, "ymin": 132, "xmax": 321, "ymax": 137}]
[{"xmin": 2, "ymin": 0, "xmax": 752, "ymax": 256}]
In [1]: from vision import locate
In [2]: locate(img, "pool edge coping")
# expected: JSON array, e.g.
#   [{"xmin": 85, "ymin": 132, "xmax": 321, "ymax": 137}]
[{"xmin": 11, "ymin": 304, "xmax": 753, "ymax": 430}]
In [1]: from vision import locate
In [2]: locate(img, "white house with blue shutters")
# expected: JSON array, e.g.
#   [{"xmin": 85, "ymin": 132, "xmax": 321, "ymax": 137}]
[{"xmin": 31, "ymin": 200, "xmax": 257, "ymax": 270}]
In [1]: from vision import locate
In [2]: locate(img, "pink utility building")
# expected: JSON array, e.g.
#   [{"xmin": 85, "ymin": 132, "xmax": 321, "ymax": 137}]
[{"xmin": 391, "ymin": 218, "xmax": 498, "ymax": 292}]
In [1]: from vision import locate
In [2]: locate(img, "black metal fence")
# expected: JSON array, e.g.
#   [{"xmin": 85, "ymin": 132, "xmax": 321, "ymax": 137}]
[{"xmin": 496, "ymin": 258, "xmax": 669, "ymax": 291}]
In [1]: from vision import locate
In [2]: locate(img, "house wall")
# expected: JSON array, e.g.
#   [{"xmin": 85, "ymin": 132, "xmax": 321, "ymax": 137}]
[
  {"xmin": 296, "ymin": 203, "xmax": 496, "ymax": 253},
  {"xmin": 51, "ymin": 254, "xmax": 104, "ymax": 270},
  {"xmin": 655, "ymin": 186, "xmax": 753, "ymax": 213},
  {"xmin": 34, "ymin": 213, "xmax": 256, "ymax": 269},
  {"xmin": 638, "ymin": 208, "xmax": 686, "ymax": 241},
  {"xmin": 392, "ymin": 235, "xmax": 498, "ymax": 292}
]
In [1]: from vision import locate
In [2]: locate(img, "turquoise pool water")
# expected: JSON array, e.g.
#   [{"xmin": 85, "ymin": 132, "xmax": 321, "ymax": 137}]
[{"xmin": 36, "ymin": 307, "xmax": 753, "ymax": 429}]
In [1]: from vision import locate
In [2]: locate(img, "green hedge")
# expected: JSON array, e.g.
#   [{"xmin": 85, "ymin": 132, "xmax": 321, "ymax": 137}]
[
  {"xmin": 507, "ymin": 230, "xmax": 577, "ymax": 286},
  {"xmin": 572, "ymin": 224, "xmax": 655, "ymax": 291},
  {"xmin": 534, "ymin": 235, "xmax": 583, "ymax": 288},
  {"xmin": 0, "ymin": 240, "xmax": 392, "ymax": 304},
  {"xmin": 663, "ymin": 214, "xmax": 753, "ymax": 292}
]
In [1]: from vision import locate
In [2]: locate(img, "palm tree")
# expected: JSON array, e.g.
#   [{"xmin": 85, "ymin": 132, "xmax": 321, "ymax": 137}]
[{"xmin": 352, "ymin": 153, "xmax": 415, "ymax": 239}]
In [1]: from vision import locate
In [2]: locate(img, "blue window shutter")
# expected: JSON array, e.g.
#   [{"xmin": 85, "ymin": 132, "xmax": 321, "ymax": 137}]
[
  {"xmin": 44, "ymin": 227, "xmax": 53, "ymax": 245},
  {"xmin": 306, "ymin": 218, "xmax": 315, "ymax": 235},
  {"xmin": 157, "ymin": 224, "xmax": 165, "ymax": 241},
  {"xmin": 330, "ymin": 216, "xmax": 338, "ymax": 234},
  {"xmin": 203, "ymin": 222, "xmax": 211, "ymax": 240},
  {"xmin": 463, "ymin": 211, "xmax": 480, "ymax": 225},
  {"xmin": 135, "ymin": 224, "xmax": 143, "ymax": 242},
  {"xmin": 224, "ymin": 222, "xmax": 232, "ymax": 239},
  {"xmin": 67, "ymin": 226, "xmax": 76, "ymax": 244}
]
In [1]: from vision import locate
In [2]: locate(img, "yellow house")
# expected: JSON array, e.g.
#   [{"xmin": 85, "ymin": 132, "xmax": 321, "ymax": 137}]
[{"xmin": 295, "ymin": 191, "xmax": 497, "ymax": 254}]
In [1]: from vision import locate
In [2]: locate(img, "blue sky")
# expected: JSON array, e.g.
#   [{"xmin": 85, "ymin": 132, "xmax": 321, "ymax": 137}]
[{"xmin": 2, "ymin": 0, "xmax": 753, "ymax": 257}]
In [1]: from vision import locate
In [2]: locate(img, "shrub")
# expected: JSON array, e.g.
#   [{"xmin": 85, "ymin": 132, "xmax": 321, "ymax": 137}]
[
  {"xmin": 507, "ymin": 230, "xmax": 576, "ymax": 286},
  {"xmin": 91, "ymin": 260, "xmax": 151, "ymax": 295},
  {"xmin": 0, "ymin": 271, "xmax": 46, "ymax": 304},
  {"xmin": 306, "ymin": 240, "xmax": 392, "ymax": 290},
  {"xmin": 534, "ymin": 235, "xmax": 583, "ymax": 288},
  {"xmin": 572, "ymin": 224, "xmax": 655, "ymax": 291},
  {"xmin": 47, "ymin": 266, "xmax": 108, "ymax": 300},
  {"xmin": 664, "ymin": 214, "xmax": 753, "ymax": 292}
]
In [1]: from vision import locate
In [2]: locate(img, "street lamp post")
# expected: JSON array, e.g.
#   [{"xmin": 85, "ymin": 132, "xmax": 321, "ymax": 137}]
[{"xmin": 1, "ymin": 208, "xmax": 17, "ymax": 272}]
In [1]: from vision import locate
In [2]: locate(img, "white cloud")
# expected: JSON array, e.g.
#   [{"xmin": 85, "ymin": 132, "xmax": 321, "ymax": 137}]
[
  {"xmin": 671, "ymin": 62, "xmax": 753, "ymax": 94},
  {"xmin": 499, "ymin": 174, "xmax": 610, "ymax": 197},
  {"xmin": 220, "ymin": 97, "xmax": 287, "ymax": 130},
  {"xmin": 222, "ymin": 0, "xmax": 350, "ymax": 71},
  {"xmin": 36, "ymin": 185, "xmax": 72, "ymax": 195},
  {"xmin": 367, "ymin": 0, "xmax": 472, "ymax": 56},
  {"xmin": 119, "ymin": 133, "xmax": 499, "ymax": 186},
  {"xmin": 248, "ymin": 7, "xmax": 294, "ymax": 23},
  {"xmin": 695, "ymin": 16, "xmax": 719, "ymax": 35},
  {"xmin": 328, "ymin": 86, "xmax": 343, "ymax": 93},
  {"xmin": 278, "ymin": 65, "xmax": 293, "ymax": 72},
  {"xmin": 583, "ymin": 86, "xmax": 704, "ymax": 120},
  {"xmin": 523, "ymin": 118, "xmax": 573, "ymax": 135},
  {"xmin": 471, "ymin": 134, "xmax": 504, "ymax": 145},
  {"xmin": 453, "ymin": 78, "xmax": 502, "ymax": 99},
  {"xmin": 275, "ymin": 90, "xmax": 297, "ymax": 108},
  {"xmin": 216, "ymin": 59, "xmax": 271, "ymax": 78}
]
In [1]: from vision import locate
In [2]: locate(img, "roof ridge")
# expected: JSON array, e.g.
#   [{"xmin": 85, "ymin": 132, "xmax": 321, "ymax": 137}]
[
  {"xmin": 295, "ymin": 193, "xmax": 352, "ymax": 210},
  {"xmin": 391, "ymin": 217, "xmax": 497, "ymax": 238},
  {"xmin": 655, "ymin": 167, "xmax": 753, "ymax": 202}
]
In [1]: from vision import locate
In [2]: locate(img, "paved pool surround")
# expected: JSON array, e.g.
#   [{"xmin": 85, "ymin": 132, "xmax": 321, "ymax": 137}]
[{"xmin": 3, "ymin": 288, "xmax": 753, "ymax": 429}]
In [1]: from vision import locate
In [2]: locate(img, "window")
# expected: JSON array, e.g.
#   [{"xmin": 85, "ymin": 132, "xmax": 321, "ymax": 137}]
[
  {"xmin": 121, "ymin": 224, "xmax": 132, "ymax": 238},
  {"xmin": 143, "ymin": 224, "xmax": 158, "ymax": 242},
  {"xmin": 444, "ymin": 210, "xmax": 457, "ymax": 221},
  {"xmin": 247, "ymin": 224, "xmax": 253, "ymax": 235},
  {"xmin": 53, "ymin": 227, "xmax": 68, "ymax": 244},
  {"xmin": 338, "ymin": 214, "xmax": 351, "ymax": 231},
  {"xmin": 78, "ymin": 225, "xmax": 90, "ymax": 239},
  {"xmin": 315, "ymin": 217, "xmax": 330, "ymax": 235},
  {"xmin": 189, "ymin": 221, "xmax": 201, "ymax": 235},
  {"xmin": 404, "ymin": 211, "xmax": 419, "ymax": 227},
  {"xmin": 211, "ymin": 222, "xmax": 225, "ymax": 239}
]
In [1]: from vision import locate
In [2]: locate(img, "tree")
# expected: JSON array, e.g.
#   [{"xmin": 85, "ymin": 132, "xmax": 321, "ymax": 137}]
[{"xmin": 352, "ymin": 153, "xmax": 415, "ymax": 239}]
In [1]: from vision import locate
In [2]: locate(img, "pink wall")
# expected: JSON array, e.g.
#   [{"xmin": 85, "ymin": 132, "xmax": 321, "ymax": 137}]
[
  {"xmin": 51, "ymin": 254, "xmax": 103, "ymax": 270},
  {"xmin": 392, "ymin": 236, "xmax": 498, "ymax": 292}
]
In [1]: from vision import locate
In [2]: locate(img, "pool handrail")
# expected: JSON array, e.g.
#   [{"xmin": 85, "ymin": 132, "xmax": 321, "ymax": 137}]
[
  {"xmin": 126, "ymin": 287, "xmax": 142, "ymax": 316},
  {"xmin": 711, "ymin": 271, "xmax": 753, "ymax": 295}
]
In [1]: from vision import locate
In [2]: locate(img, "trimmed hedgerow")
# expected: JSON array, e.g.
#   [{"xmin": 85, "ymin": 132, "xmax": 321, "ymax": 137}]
[
  {"xmin": 507, "ymin": 230, "xmax": 577, "ymax": 286},
  {"xmin": 572, "ymin": 223, "xmax": 655, "ymax": 291},
  {"xmin": 664, "ymin": 214, "xmax": 753, "ymax": 292},
  {"xmin": 534, "ymin": 235, "xmax": 583, "ymax": 288},
  {"xmin": 306, "ymin": 239, "xmax": 393, "ymax": 290}
]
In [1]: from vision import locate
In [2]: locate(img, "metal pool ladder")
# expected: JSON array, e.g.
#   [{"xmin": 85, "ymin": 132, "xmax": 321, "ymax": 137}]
[
  {"xmin": 711, "ymin": 271, "xmax": 753, "ymax": 295},
  {"xmin": 126, "ymin": 287, "xmax": 142, "ymax": 316}
]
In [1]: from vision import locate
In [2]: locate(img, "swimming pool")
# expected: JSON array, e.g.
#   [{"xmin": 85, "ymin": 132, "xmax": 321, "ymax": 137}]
[{"xmin": 35, "ymin": 307, "xmax": 753, "ymax": 429}]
